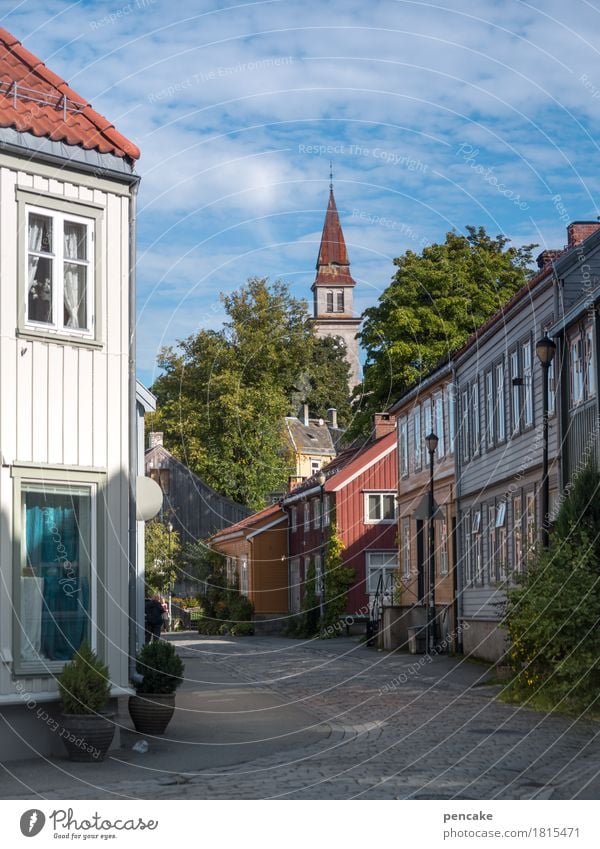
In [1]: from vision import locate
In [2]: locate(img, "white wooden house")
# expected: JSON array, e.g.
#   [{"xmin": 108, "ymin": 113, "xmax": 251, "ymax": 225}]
[{"xmin": 0, "ymin": 27, "xmax": 142, "ymax": 759}]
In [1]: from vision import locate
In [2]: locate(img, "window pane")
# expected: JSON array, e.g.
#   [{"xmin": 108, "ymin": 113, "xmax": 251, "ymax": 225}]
[
  {"xmin": 64, "ymin": 220, "xmax": 87, "ymax": 260},
  {"xmin": 28, "ymin": 256, "xmax": 53, "ymax": 324},
  {"xmin": 64, "ymin": 263, "xmax": 87, "ymax": 329},
  {"xmin": 20, "ymin": 487, "xmax": 91, "ymax": 663},
  {"xmin": 382, "ymin": 495, "xmax": 395, "ymax": 520},
  {"xmin": 29, "ymin": 213, "xmax": 53, "ymax": 254},
  {"xmin": 336, "ymin": 291, "xmax": 344, "ymax": 312},
  {"xmin": 368, "ymin": 495, "xmax": 380, "ymax": 521},
  {"xmin": 326, "ymin": 291, "xmax": 333, "ymax": 312},
  {"xmin": 413, "ymin": 407, "xmax": 422, "ymax": 469}
]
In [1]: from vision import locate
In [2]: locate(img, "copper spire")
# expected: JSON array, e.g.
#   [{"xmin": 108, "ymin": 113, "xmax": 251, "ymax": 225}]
[{"xmin": 315, "ymin": 188, "xmax": 353, "ymax": 278}]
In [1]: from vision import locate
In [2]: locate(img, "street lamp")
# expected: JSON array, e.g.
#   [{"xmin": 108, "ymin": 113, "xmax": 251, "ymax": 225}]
[
  {"xmin": 425, "ymin": 431, "xmax": 439, "ymax": 655},
  {"xmin": 317, "ymin": 470, "xmax": 327, "ymax": 621},
  {"xmin": 536, "ymin": 335, "xmax": 557, "ymax": 548},
  {"xmin": 166, "ymin": 520, "xmax": 174, "ymax": 631}
]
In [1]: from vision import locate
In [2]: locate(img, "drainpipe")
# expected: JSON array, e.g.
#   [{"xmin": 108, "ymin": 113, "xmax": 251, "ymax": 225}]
[{"xmin": 128, "ymin": 175, "xmax": 143, "ymax": 685}]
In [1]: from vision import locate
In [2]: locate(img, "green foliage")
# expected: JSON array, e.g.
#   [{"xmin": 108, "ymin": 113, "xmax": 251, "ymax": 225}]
[
  {"xmin": 57, "ymin": 642, "xmax": 111, "ymax": 715},
  {"xmin": 135, "ymin": 640, "xmax": 185, "ymax": 695},
  {"xmin": 348, "ymin": 227, "xmax": 536, "ymax": 437},
  {"xmin": 503, "ymin": 463, "xmax": 600, "ymax": 713},
  {"xmin": 150, "ymin": 278, "xmax": 352, "ymax": 509},
  {"xmin": 322, "ymin": 522, "xmax": 354, "ymax": 632},
  {"xmin": 145, "ymin": 521, "xmax": 181, "ymax": 594},
  {"xmin": 193, "ymin": 555, "xmax": 255, "ymax": 635}
]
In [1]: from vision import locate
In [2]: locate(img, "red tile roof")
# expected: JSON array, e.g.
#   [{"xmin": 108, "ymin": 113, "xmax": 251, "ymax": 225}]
[
  {"xmin": 315, "ymin": 189, "xmax": 356, "ymax": 285},
  {"xmin": 0, "ymin": 28, "xmax": 140, "ymax": 161}
]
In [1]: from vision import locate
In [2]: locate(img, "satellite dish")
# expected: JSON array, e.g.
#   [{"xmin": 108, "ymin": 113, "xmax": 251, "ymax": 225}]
[{"xmin": 136, "ymin": 475, "xmax": 163, "ymax": 521}]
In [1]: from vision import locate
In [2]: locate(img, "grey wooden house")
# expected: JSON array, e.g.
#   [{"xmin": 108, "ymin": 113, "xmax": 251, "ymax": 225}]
[{"xmin": 454, "ymin": 222, "xmax": 600, "ymax": 661}]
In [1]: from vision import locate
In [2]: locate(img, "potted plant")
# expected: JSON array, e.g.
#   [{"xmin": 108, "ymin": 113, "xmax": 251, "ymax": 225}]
[
  {"xmin": 56, "ymin": 642, "xmax": 114, "ymax": 762},
  {"xmin": 128, "ymin": 640, "xmax": 184, "ymax": 735}
]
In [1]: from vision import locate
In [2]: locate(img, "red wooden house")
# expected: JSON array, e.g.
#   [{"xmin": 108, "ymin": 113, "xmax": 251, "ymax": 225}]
[{"xmin": 283, "ymin": 414, "xmax": 398, "ymax": 616}]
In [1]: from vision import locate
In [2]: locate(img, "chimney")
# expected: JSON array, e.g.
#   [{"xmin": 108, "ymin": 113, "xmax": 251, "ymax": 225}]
[
  {"xmin": 301, "ymin": 404, "xmax": 310, "ymax": 426},
  {"xmin": 372, "ymin": 413, "xmax": 396, "ymax": 440},
  {"xmin": 567, "ymin": 221, "xmax": 600, "ymax": 249},
  {"xmin": 148, "ymin": 431, "xmax": 163, "ymax": 449},
  {"xmin": 327, "ymin": 407, "xmax": 338, "ymax": 429},
  {"xmin": 536, "ymin": 249, "xmax": 562, "ymax": 271}
]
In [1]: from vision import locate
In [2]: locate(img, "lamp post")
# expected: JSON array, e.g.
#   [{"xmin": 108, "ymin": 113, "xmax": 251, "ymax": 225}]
[
  {"xmin": 317, "ymin": 470, "xmax": 327, "ymax": 621},
  {"xmin": 535, "ymin": 335, "xmax": 557, "ymax": 548},
  {"xmin": 166, "ymin": 520, "xmax": 174, "ymax": 630},
  {"xmin": 425, "ymin": 431, "xmax": 439, "ymax": 655}
]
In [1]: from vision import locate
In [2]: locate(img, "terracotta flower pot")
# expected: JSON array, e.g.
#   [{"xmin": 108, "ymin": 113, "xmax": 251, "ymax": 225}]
[
  {"xmin": 128, "ymin": 693, "xmax": 176, "ymax": 735},
  {"xmin": 59, "ymin": 713, "xmax": 115, "ymax": 762}
]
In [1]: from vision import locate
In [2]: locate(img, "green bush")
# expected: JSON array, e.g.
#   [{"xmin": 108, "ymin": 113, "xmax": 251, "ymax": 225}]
[
  {"xmin": 135, "ymin": 640, "xmax": 184, "ymax": 694},
  {"xmin": 57, "ymin": 642, "xmax": 111, "ymax": 715},
  {"xmin": 322, "ymin": 522, "xmax": 354, "ymax": 633},
  {"xmin": 503, "ymin": 463, "xmax": 600, "ymax": 713}
]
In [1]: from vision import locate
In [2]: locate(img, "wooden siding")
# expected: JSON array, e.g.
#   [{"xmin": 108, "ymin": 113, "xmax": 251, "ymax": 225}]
[{"xmin": 0, "ymin": 160, "xmax": 132, "ymax": 698}]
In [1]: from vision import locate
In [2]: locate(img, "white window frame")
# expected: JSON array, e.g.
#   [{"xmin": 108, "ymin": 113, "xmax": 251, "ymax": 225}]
[
  {"xmin": 239, "ymin": 554, "xmax": 249, "ymax": 595},
  {"xmin": 522, "ymin": 340, "xmax": 533, "ymax": 426},
  {"xmin": 434, "ymin": 392, "xmax": 445, "ymax": 456},
  {"xmin": 25, "ymin": 204, "xmax": 95, "ymax": 338},
  {"xmin": 303, "ymin": 501, "xmax": 310, "ymax": 529},
  {"xmin": 399, "ymin": 417, "xmax": 409, "ymax": 477},
  {"xmin": 510, "ymin": 349, "xmax": 520, "ymax": 433},
  {"xmin": 446, "ymin": 384, "xmax": 456, "ymax": 454},
  {"xmin": 440, "ymin": 520, "xmax": 448, "ymax": 576},
  {"xmin": 485, "ymin": 370, "xmax": 494, "ymax": 448},
  {"xmin": 413, "ymin": 405, "xmax": 422, "ymax": 471},
  {"xmin": 472, "ymin": 381, "xmax": 480, "ymax": 456},
  {"xmin": 402, "ymin": 518, "xmax": 411, "ymax": 578},
  {"xmin": 314, "ymin": 554, "xmax": 323, "ymax": 596},
  {"xmin": 461, "ymin": 389, "xmax": 470, "ymax": 461},
  {"xmin": 496, "ymin": 361, "xmax": 506, "ymax": 442},
  {"xmin": 585, "ymin": 323, "xmax": 596, "ymax": 399},
  {"xmin": 323, "ymin": 494, "xmax": 331, "ymax": 526},
  {"xmin": 364, "ymin": 492, "xmax": 397, "ymax": 524},
  {"xmin": 366, "ymin": 550, "xmax": 398, "ymax": 594},
  {"xmin": 313, "ymin": 498, "xmax": 321, "ymax": 530},
  {"xmin": 423, "ymin": 398, "xmax": 432, "ymax": 440}
]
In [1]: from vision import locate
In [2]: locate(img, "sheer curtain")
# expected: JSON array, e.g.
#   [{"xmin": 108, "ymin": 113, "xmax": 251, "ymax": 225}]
[
  {"xmin": 63, "ymin": 223, "xmax": 82, "ymax": 328},
  {"xmin": 27, "ymin": 215, "xmax": 43, "ymax": 290}
]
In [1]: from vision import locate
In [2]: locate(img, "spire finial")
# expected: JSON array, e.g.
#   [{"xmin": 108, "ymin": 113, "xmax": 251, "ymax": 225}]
[{"xmin": 329, "ymin": 160, "xmax": 333, "ymax": 191}]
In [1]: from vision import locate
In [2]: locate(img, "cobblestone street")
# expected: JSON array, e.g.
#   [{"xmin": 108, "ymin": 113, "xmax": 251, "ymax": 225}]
[{"xmin": 1, "ymin": 634, "xmax": 598, "ymax": 800}]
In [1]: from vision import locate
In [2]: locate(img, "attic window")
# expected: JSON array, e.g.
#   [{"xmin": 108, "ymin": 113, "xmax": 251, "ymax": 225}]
[{"xmin": 306, "ymin": 433, "xmax": 317, "ymax": 440}]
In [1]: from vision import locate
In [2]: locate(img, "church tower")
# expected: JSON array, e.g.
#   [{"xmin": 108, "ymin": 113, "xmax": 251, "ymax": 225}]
[{"xmin": 310, "ymin": 184, "xmax": 361, "ymax": 389}]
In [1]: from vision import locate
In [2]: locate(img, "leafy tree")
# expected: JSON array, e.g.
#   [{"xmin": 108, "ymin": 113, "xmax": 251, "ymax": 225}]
[
  {"xmin": 503, "ymin": 463, "xmax": 600, "ymax": 713},
  {"xmin": 145, "ymin": 521, "xmax": 181, "ymax": 594},
  {"xmin": 349, "ymin": 227, "xmax": 536, "ymax": 437},
  {"xmin": 150, "ymin": 278, "xmax": 352, "ymax": 509},
  {"xmin": 322, "ymin": 522, "xmax": 354, "ymax": 631}
]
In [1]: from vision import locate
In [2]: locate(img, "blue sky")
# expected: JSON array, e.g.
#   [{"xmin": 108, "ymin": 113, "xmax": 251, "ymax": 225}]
[{"xmin": 8, "ymin": 0, "xmax": 600, "ymax": 386}]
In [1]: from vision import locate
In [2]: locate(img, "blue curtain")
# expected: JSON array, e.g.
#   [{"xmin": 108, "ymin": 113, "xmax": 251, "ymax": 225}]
[{"xmin": 25, "ymin": 494, "xmax": 90, "ymax": 661}]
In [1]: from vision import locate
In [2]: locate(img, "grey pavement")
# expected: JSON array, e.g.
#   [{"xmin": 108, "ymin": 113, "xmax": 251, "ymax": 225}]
[{"xmin": 1, "ymin": 633, "xmax": 598, "ymax": 800}]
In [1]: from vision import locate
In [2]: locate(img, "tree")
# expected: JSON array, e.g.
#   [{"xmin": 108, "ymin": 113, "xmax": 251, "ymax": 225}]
[
  {"xmin": 348, "ymin": 227, "xmax": 537, "ymax": 437},
  {"xmin": 144, "ymin": 521, "xmax": 181, "ymax": 594},
  {"xmin": 150, "ymin": 278, "xmax": 352, "ymax": 509},
  {"xmin": 503, "ymin": 463, "xmax": 600, "ymax": 713}
]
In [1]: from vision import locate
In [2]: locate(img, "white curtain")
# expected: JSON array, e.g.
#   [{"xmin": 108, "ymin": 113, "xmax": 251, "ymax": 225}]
[
  {"xmin": 28, "ymin": 215, "xmax": 44, "ymax": 289},
  {"xmin": 64, "ymin": 224, "xmax": 83, "ymax": 328}
]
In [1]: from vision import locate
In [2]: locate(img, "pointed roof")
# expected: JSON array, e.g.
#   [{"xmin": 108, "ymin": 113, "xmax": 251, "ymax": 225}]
[
  {"xmin": 0, "ymin": 28, "xmax": 140, "ymax": 162},
  {"xmin": 314, "ymin": 188, "xmax": 356, "ymax": 286}
]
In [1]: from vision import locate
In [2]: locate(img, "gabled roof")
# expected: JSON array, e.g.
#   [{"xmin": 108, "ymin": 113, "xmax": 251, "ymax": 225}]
[
  {"xmin": 285, "ymin": 416, "xmax": 336, "ymax": 455},
  {"xmin": 208, "ymin": 502, "xmax": 285, "ymax": 544},
  {"xmin": 314, "ymin": 189, "xmax": 356, "ymax": 286},
  {"xmin": 0, "ymin": 28, "xmax": 140, "ymax": 162},
  {"xmin": 283, "ymin": 429, "xmax": 397, "ymax": 502}
]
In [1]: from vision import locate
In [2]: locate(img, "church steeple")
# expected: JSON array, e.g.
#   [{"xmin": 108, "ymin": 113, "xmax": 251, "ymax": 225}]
[{"xmin": 310, "ymin": 183, "xmax": 361, "ymax": 390}]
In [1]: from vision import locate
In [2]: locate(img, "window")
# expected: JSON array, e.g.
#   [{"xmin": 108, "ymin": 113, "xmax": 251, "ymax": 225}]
[
  {"xmin": 366, "ymin": 551, "xmax": 398, "ymax": 594},
  {"xmin": 440, "ymin": 520, "xmax": 448, "ymax": 576},
  {"xmin": 239, "ymin": 555, "xmax": 249, "ymax": 595},
  {"xmin": 323, "ymin": 494, "xmax": 331, "ymax": 526},
  {"xmin": 413, "ymin": 405, "xmax": 422, "ymax": 471},
  {"xmin": 303, "ymin": 502, "xmax": 310, "ymax": 529},
  {"xmin": 402, "ymin": 518, "xmax": 411, "ymax": 578},
  {"xmin": 472, "ymin": 510, "xmax": 481, "ymax": 534},
  {"xmin": 313, "ymin": 499, "xmax": 321, "ymax": 529},
  {"xmin": 510, "ymin": 349, "xmax": 520, "ymax": 433},
  {"xmin": 446, "ymin": 384, "xmax": 456, "ymax": 454},
  {"xmin": 485, "ymin": 370, "xmax": 494, "ymax": 448},
  {"xmin": 463, "ymin": 512, "xmax": 473, "ymax": 585},
  {"xmin": 512, "ymin": 494, "xmax": 523, "ymax": 573},
  {"xmin": 291, "ymin": 506, "xmax": 297, "ymax": 533},
  {"xmin": 336, "ymin": 291, "xmax": 344, "ymax": 312},
  {"xmin": 474, "ymin": 532, "xmax": 483, "ymax": 586},
  {"xmin": 496, "ymin": 362, "xmax": 505, "ymax": 442},
  {"xmin": 314, "ymin": 554, "xmax": 323, "ymax": 596},
  {"xmin": 585, "ymin": 324, "xmax": 596, "ymax": 399},
  {"xmin": 472, "ymin": 381, "xmax": 480, "ymax": 456},
  {"xmin": 461, "ymin": 390, "xmax": 470, "ymax": 461},
  {"xmin": 226, "ymin": 556, "xmax": 236, "ymax": 585},
  {"xmin": 149, "ymin": 468, "xmax": 171, "ymax": 495},
  {"xmin": 522, "ymin": 340, "xmax": 533, "ymax": 426},
  {"xmin": 311, "ymin": 459, "xmax": 321, "ymax": 476},
  {"xmin": 400, "ymin": 417, "xmax": 409, "ymax": 477},
  {"xmin": 423, "ymin": 398, "xmax": 432, "ymax": 440},
  {"xmin": 326, "ymin": 291, "xmax": 334, "ymax": 312},
  {"xmin": 526, "ymin": 489, "xmax": 536, "ymax": 562},
  {"xmin": 365, "ymin": 492, "xmax": 397, "ymax": 523},
  {"xmin": 26, "ymin": 206, "xmax": 94, "ymax": 335},
  {"xmin": 18, "ymin": 482, "xmax": 93, "ymax": 668},
  {"xmin": 487, "ymin": 505, "xmax": 496, "ymax": 584},
  {"xmin": 434, "ymin": 393, "xmax": 445, "ymax": 456},
  {"xmin": 570, "ymin": 326, "xmax": 596, "ymax": 407}
]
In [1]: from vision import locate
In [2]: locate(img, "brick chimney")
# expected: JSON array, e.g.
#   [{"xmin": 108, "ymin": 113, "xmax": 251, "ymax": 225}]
[
  {"xmin": 148, "ymin": 431, "xmax": 163, "ymax": 449},
  {"xmin": 372, "ymin": 413, "xmax": 396, "ymax": 440},
  {"xmin": 327, "ymin": 407, "xmax": 338, "ymax": 429},
  {"xmin": 567, "ymin": 221, "xmax": 600, "ymax": 248},
  {"xmin": 536, "ymin": 249, "xmax": 562, "ymax": 270}
]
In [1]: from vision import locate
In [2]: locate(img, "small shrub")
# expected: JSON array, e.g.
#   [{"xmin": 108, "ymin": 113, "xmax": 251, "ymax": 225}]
[
  {"xmin": 57, "ymin": 642, "xmax": 111, "ymax": 715},
  {"xmin": 135, "ymin": 640, "xmax": 184, "ymax": 695}
]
